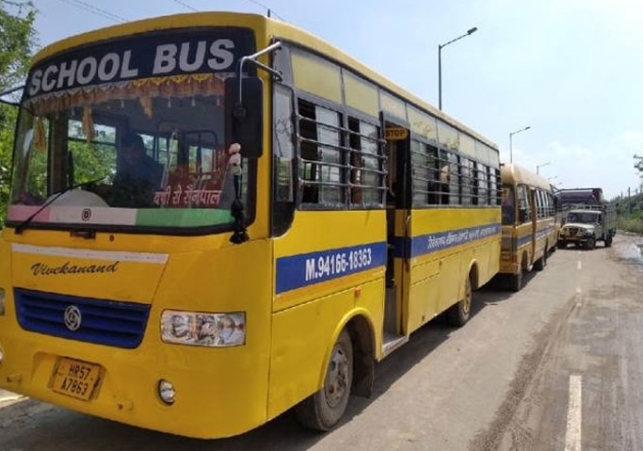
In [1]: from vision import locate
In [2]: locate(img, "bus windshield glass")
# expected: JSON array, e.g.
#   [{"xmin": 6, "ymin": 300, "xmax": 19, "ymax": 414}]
[
  {"xmin": 7, "ymin": 27, "xmax": 256, "ymax": 231},
  {"xmin": 501, "ymin": 184, "xmax": 515, "ymax": 225}
]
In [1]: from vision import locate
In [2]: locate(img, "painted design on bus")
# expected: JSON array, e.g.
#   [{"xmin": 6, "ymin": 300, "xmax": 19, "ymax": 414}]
[
  {"xmin": 276, "ymin": 242, "xmax": 387, "ymax": 294},
  {"xmin": 516, "ymin": 225, "xmax": 556, "ymax": 247},
  {"xmin": 395, "ymin": 223, "xmax": 501, "ymax": 258},
  {"xmin": 30, "ymin": 261, "xmax": 120, "ymax": 276}
]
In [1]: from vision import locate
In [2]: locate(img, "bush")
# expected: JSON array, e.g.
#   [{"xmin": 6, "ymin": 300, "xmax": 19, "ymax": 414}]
[{"xmin": 617, "ymin": 216, "xmax": 643, "ymax": 235}]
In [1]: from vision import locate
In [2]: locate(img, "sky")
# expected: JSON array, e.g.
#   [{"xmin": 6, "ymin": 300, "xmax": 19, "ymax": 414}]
[{"xmin": 17, "ymin": 0, "xmax": 643, "ymax": 199}]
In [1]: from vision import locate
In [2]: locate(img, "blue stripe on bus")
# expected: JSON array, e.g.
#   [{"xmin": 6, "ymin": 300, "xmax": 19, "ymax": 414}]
[
  {"xmin": 395, "ymin": 223, "xmax": 501, "ymax": 259},
  {"xmin": 276, "ymin": 242, "xmax": 387, "ymax": 294},
  {"xmin": 516, "ymin": 225, "xmax": 556, "ymax": 247}
]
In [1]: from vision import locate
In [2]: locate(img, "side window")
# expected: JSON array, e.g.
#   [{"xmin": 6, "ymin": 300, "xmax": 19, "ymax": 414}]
[
  {"xmin": 517, "ymin": 184, "xmax": 531, "ymax": 223},
  {"xmin": 449, "ymin": 153, "xmax": 460, "ymax": 205},
  {"xmin": 411, "ymin": 140, "xmax": 427, "ymax": 206},
  {"xmin": 493, "ymin": 168, "xmax": 501, "ymax": 205},
  {"xmin": 272, "ymin": 85, "xmax": 296, "ymax": 236},
  {"xmin": 298, "ymin": 99, "xmax": 345, "ymax": 208},
  {"xmin": 476, "ymin": 162, "xmax": 488, "ymax": 206},
  {"xmin": 412, "ymin": 140, "xmax": 441, "ymax": 207},
  {"xmin": 439, "ymin": 150, "xmax": 460, "ymax": 205},
  {"xmin": 461, "ymin": 158, "xmax": 473, "ymax": 206},
  {"xmin": 348, "ymin": 118, "xmax": 384, "ymax": 208},
  {"xmin": 274, "ymin": 87, "xmax": 295, "ymax": 203}
]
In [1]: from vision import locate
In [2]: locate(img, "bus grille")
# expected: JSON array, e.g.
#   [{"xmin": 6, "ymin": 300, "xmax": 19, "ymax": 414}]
[{"xmin": 14, "ymin": 288, "xmax": 150, "ymax": 349}]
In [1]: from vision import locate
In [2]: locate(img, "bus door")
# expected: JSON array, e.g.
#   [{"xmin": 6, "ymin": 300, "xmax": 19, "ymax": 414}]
[
  {"xmin": 382, "ymin": 118, "xmax": 411, "ymax": 356},
  {"xmin": 529, "ymin": 188, "xmax": 537, "ymax": 264}
]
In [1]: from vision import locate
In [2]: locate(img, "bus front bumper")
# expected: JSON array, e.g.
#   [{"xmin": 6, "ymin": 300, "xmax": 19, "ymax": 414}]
[{"xmin": 0, "ymin": 330, "xmax": 269, "ymax": 439}]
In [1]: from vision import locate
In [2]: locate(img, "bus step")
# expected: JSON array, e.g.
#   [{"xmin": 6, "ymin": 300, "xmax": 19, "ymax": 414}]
[{"xmin": 382, "ymin": 333, "xmax": 409, "ymax": 358}]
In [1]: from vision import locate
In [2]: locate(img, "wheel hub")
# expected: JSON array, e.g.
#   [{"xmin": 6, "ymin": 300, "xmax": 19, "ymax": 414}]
[{"xmin": 325, "ymin": 346, "xmax": 349, "ymax": 407}]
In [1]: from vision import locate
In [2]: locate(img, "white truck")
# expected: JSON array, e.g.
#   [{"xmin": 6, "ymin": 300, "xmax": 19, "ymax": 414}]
[{"xmin": 556, "ymin": 188, "xmax": 616, "ymax": 249}]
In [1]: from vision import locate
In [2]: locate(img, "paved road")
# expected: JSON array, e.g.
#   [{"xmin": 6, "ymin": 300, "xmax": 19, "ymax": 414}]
[{"xmin": 1, "ymin": 234, "xmax": 642, "ymax": 450}]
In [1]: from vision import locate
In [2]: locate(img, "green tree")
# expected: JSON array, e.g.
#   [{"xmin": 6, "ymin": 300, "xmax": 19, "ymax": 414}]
[
  {"xmin": 635, "ymin": 154, "xmax": 643, "ymax": 177},
  {"xmin": 0, "ymin": 0, "xmax": 37, "ymax": 226}
]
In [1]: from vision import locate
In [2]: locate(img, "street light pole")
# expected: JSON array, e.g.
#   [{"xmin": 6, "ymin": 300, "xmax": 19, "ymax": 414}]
[
  {"xmin": 536, "ymin": 161, "xmax": 551, "ymax": 175},
  {"xmin": 508, "ymin": 125, "xmax": 531, "ymax": 163},
  {"xmin": 438, "ymin": 27, "xmax": 478, "ymax": 110}
]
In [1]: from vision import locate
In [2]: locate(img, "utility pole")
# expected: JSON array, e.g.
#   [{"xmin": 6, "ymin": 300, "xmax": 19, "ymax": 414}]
[{"xmin": 628, "ymin": 187, "xmax": 632, "ymax": 215}]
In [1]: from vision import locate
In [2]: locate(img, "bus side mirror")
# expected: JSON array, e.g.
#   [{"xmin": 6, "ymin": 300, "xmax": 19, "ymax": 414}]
[{"xmin": 225, "ymin": 77, "xmax": 263, "ymax": 158}]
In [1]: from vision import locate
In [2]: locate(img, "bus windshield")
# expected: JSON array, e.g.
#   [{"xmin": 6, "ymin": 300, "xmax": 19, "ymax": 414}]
[
  {"xmin": 501, "ymin": 184, "xmax": 515, "ymax": 225},
  {"xmin": 7, "ymin": 28, "xmax": 255, "ymax": 231}
]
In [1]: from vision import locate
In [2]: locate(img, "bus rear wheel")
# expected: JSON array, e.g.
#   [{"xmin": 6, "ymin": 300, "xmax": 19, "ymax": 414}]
[
  {"xmin": 295, "ymin": 329, "xmax": 353, "ymax": 431},
  {"xmin": 534, "ymin": 247, "xmax": 547, "ymax": 271},
  {"xmin": 447, "ymin": 275, "xmax": 472, "ymax": 327},
  {"xmin": 509, "ymin": 271, "xmax": 523, "ymax": 292}
]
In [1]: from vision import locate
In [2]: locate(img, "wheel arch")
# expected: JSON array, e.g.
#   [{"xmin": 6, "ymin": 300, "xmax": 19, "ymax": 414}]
[
  {"xmin": 318, "ymin": 309, "xmax": 377, "ymax": 399},
  {"xmin": 467, "ymin": 260, "xmax": 480, "ymax": 290}
]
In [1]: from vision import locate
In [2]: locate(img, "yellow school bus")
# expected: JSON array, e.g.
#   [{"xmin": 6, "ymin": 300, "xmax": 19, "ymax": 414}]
[
  {"xmin": 500, "ymin": 163, "xmax": 557, "ymax": 291},
  {"xmin": 0, "ymin": 12, "xmax": 501, "ymax": 438}
]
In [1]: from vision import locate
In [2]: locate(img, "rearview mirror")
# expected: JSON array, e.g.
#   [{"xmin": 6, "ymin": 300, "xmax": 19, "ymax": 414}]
[{"xmin": 225, "ymin": 77, "xmax": 263, "ymax": 158}]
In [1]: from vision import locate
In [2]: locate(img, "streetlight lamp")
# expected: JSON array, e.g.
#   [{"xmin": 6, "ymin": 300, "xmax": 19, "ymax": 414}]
[
  {"xmin": 438, "ymin": 26, "xmax": 478, "ymax": 110},
  {"xmin": 509, "ymin": 126, "xmax": 531, "ymax": 163},
  {"xmin": 536, "ymin": 161, "xmax": 551, "ymax": 175}
]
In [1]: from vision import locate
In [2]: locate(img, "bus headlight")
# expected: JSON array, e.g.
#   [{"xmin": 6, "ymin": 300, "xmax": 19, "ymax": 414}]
[
  {"xmin": 160, "ymin": 311, "xmax": 245, "ymax": 347},
  {"xmin": 0, "ymin": 288, "xmax": 5, "ymax": 316}
]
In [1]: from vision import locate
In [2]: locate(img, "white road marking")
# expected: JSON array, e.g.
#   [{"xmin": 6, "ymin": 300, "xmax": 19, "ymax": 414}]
[
  {"xmin": 577, "ymin": 260, "xmax": 582, "ymax": 270},
  {"xmin": 565, "ymin": 375, "xmax": 582, "ymax": 451}
]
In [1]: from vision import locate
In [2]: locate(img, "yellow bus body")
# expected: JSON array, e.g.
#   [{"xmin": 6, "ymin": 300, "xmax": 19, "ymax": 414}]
[
  {"xmin": 0, "ymin": 12, "xmax": 501, "ymax": 438},
  {"xmin": 499, "ymin": 163, "xmax": 557, "ymax": 286}
]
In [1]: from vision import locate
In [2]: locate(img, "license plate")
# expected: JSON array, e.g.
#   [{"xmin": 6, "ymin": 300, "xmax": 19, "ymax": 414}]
[{"xmin": 51, "ymin": 358, "xmax": 102, "ymax": 401}]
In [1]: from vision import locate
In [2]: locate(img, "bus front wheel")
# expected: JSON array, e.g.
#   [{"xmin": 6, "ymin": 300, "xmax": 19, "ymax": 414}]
[{"xmin": 295, "ymin": 329, "xmax": 353, "ymax": 431}]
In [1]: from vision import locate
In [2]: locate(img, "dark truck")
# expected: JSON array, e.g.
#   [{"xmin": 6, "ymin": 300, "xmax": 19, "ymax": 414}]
[{"xmin": 556, "ymin": 188, "xmax": 616, "ymax": 249}]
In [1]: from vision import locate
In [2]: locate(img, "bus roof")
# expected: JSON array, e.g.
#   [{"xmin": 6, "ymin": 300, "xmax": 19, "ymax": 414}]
[
  {"xmin": 500, "ymin": 163, "xmax": 553, "ymax": 191},
  {"xmin": 30, "ymin": 12, "xmax": 498, "ymax": 151}
]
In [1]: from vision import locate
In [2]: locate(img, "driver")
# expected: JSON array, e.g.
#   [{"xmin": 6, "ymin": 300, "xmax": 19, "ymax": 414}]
[
  {"xmin": 108, "ymin": 132, "xmax": 164, "ymax": 207},
  {"xmin": 115, "ymin": 132, "xmax": 163, "ymax": 189}
]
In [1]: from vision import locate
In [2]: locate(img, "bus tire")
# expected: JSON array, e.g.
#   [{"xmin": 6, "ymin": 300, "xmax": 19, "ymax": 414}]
[
  {"xmin": 534, "ymin": 248, "xmax": 547, "ymax": 271},
  {"xmin": 295, "ymin": 329, "xmax": 353, "ymax": 432},
  {"xmin": 509, "ymin": 271, "xmax": 522, "ymax": 292},
  {"xmin": 605, "ymin": 235, "xmax": 613, "ymax": 247},
  {"xmin": 447, "ymin": 275, "xmax": 472, "ymax": 327}
]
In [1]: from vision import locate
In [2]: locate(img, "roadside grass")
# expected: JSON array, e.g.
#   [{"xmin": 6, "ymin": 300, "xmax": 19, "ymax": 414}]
[{"xmin": 617, "ymin": 217, "xmax": 643, "ymax": 235}]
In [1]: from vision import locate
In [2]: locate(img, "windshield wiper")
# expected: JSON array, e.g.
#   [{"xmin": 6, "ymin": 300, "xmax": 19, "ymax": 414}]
[{"xmin": 14, "ymin": 177, "xmax": 107, "ymax": 235}]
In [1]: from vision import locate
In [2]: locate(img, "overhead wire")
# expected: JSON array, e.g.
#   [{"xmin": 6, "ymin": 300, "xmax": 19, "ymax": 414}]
[
  {"xmin": 239, "ymin": 0, "xmax": 285, "ymax": 21},
  {"xmin": 171, "ymin": 0, "xmax": 198, "ymax": 12},
  {"xmin": 55, "ymin": 0, "xmax": 127, "ymax": 23},
  {"xmin": 170, "ymin": 0, "xmax": 285, "ymax": 21}
]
